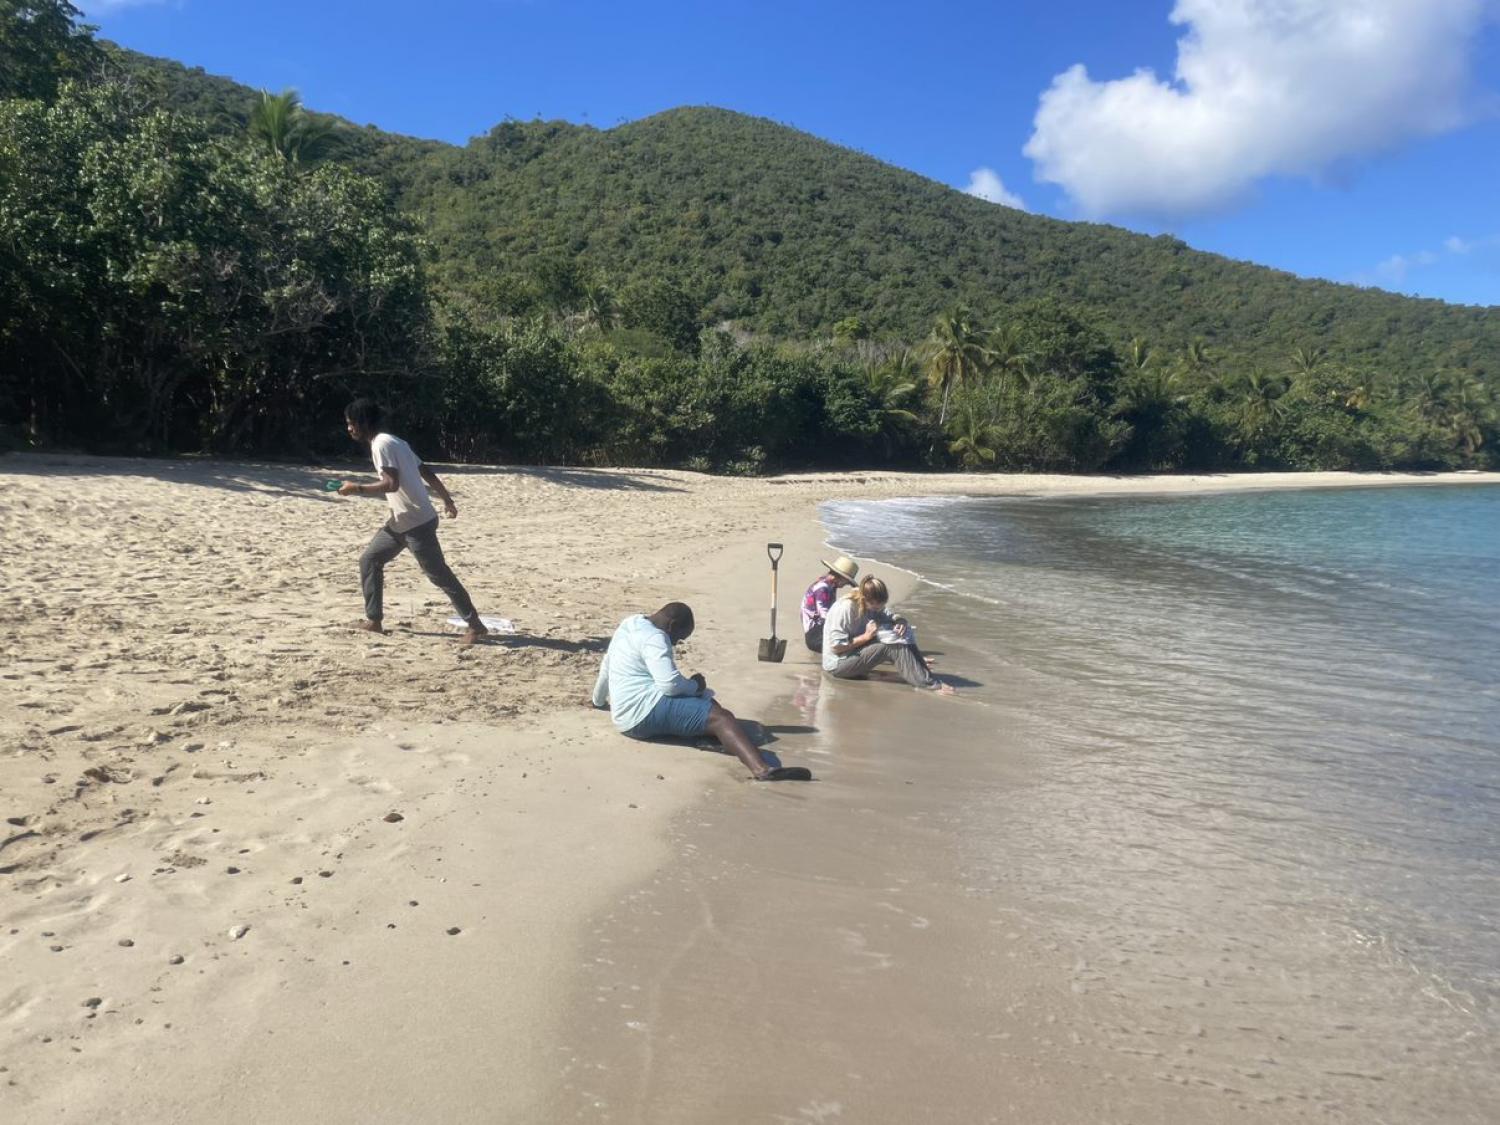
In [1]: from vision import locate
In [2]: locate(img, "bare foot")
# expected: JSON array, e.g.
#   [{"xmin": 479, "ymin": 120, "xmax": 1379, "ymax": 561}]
[
  {"xmin": 932, "ymin": 681, "xmax": 955, "ymax": 696},
  {"xmin": 354, "ymin": 620, "xmax": 385, "ymax": 635},
  {"xmin": 460, "ymin": 620, "xmax": 489, "ymax": 646}
]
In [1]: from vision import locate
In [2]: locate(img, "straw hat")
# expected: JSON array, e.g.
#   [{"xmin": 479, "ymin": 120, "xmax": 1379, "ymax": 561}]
[{"xmin": 821, "ymin": 555, "xmax": 860, "ymax": 585}]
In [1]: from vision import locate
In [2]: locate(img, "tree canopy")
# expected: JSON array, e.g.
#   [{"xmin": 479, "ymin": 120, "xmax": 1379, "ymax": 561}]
[{"xmin": 0, "ymin": 14, "xmax": 1494, "ymax": 473}]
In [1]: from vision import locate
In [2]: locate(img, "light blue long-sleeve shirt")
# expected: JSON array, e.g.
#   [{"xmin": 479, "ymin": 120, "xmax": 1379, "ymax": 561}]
[{"xmin": 591, "ymin": 615, "xmax": 700, "ymax": 732}]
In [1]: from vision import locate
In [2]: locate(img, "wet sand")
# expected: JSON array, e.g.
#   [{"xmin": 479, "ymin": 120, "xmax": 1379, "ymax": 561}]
[
  {"xmin": 549, "ymin": 570, "xmax": 1500, "ymax": 1124},
  {"xmin": 3, "ymin": 455, "xmax": 1497, "ymax": 1121},
  {"xmin": 541, "ymin": 587, "xmax": 1287, "ymax": 1125}
]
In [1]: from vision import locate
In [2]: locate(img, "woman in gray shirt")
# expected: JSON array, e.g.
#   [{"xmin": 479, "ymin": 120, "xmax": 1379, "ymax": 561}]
[{"xmin": 822, "ymin": 577, "xmax": 951, "ymax": 693}]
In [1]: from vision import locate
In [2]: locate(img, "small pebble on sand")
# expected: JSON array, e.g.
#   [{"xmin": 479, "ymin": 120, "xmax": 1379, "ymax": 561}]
[
  {"xmin": 383, "ymin": 812, "xmax": 404, "ymax": 823},
  {"xmin": 117, "ymin": 938, "xmax": 134, "ymax": 948},
  {"xmin": 446, "ymin": 927, "xmax": 461, "ymax": 936}
]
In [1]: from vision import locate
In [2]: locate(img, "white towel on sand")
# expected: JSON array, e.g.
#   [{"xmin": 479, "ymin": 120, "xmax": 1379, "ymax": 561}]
[{"xmin": 446, "ymin": 615, "xmax": 517, "ymax": 634}]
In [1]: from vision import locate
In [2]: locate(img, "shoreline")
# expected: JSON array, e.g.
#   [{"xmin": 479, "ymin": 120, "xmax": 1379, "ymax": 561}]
[
  {"xmin": 3, "ymin": 456, "xmax": 1497, "ymax": 1120},
  {"xmin": 542, "ymin": 481, "xmax": 1500, "ymax": 1122}
]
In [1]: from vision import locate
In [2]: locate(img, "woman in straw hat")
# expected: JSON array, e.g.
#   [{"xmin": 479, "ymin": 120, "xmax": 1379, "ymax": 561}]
[{"xmin": 802, "ymin": 555, "xmax": 861, "ymax": 653}]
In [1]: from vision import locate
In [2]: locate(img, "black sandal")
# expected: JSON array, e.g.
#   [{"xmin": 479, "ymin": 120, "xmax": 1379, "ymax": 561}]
[{"xmin": 756, "ymin": 766, "xmax": 813, "ymax": 782}]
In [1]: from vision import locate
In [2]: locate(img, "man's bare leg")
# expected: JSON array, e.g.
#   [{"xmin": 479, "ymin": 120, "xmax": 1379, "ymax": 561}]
[{"xmin": 704, "ymin": 701, "xmax": 775, "ymax": 777}]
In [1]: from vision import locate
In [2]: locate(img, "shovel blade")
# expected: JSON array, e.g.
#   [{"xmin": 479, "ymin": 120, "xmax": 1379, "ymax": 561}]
[{"xmin": 758, "ymin": 637, "xmax": 786, "ymax": 663}]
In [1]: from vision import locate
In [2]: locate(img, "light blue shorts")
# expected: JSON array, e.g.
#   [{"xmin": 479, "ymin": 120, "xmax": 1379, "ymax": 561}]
[{"xmin": 624, "ymin": 695, "xmax": 713, "ymax": 740}]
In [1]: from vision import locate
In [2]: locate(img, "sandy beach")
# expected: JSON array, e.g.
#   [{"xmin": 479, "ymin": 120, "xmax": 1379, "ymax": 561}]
[{"xmin": 3, "ymin": 455, "xmax": 1497, "ymax": 1123}]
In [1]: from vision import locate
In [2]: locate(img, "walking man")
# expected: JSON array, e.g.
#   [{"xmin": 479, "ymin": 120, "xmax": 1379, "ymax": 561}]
[{"xmin": 337, "ymin": 399, "xmax": 488, "ymax": 645}]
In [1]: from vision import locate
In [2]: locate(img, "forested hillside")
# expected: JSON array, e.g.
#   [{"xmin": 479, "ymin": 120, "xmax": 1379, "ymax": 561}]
[
  {"xmin": 114, "ymin": 47, "xmax": 1500, "ymax": 376},
  {"xmin": 1, "ymin": 5, "xmax": 1494, "ymax": 472}
]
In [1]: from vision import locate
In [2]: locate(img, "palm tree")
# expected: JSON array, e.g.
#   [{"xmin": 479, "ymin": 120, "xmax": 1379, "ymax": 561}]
[
  {"xmin": 1178, "ymin": 338, "xmax": 1215, "ymax": 389},
  {"xmin": 1235, "ymin": 370, "xmax": 1291, "ymax": 438},
  {"xmin": 1408, "ymin": 370, "xmax": 1452, "ymax": 426},
  {"xmin": 576, "ymin": 279, "xmax": 618, "ymax": 333},
  {"xmin": 947, "ymin": 403, "xmax": 1000, "ymax": 470},
  {"xmin": 1290, "ymin": 344, "xmax": 1328, "ymax": 379},
  {"xmin": 985, "ymin": 323, "xmax": 1031, "ymax": 393},
  {"xmin": 868, "ymin": 351, "xmax": 920, "ymax": 416},
  {"xmin": 1121, "ymin": 366, "xmax": 1185, "ymax": 417},
  {"xmin": 921, "ymin": 305, "xmax": 989, "ymax": 428},
  {"xmin": 1443, "ymin": 374, "xmax": 1492, "ymax": 457},
  {"xmin": 1126, "ymin": 336, "xmax": 1153, "ymax": 375},
  {"xmin": 249, "ymin": 89, "xmax": 337, "ymax": 168}
]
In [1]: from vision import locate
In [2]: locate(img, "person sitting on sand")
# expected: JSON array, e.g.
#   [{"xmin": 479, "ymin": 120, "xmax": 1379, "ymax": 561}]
[
  {"xmin": 592, "ymin": 602, "xmax": 812, "ymax": 781},
  {"xmin": 801, "ymin": 555, "xmax": 860, "ymax": 653},
  {"xmin": 336, "ymin": 398, "xmax": 489, "ymax": 645},
  {"xmin": 823, "ymin": 576, "xmax": 952, "ymax": 694}
]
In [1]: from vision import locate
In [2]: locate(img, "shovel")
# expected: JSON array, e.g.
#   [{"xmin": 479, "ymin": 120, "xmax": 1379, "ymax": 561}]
[{"xmin": 757, "ymin": 542, "xmax": 787, "ymax": 662}]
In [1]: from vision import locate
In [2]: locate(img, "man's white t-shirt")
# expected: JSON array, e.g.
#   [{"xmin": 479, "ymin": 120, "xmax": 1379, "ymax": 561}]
[{"xmin": 370, "ymin": 432, "xmax": 438, "ymax": 532}]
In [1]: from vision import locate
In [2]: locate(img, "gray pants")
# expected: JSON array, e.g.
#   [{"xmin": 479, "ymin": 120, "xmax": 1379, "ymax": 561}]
[
  {"xmin": 827, "ymin": 641, "xmax": 936, "ymax": 689},
  {"xmin": 360, "ymin": 517, "xmax": 477, "ymax": 623}
]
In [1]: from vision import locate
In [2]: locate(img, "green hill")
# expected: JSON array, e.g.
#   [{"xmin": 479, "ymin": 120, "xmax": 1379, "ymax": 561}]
[
  {"xmin": 4, "ymin": 22, "xmax": 1491, "ymax": 472},
  {"xmin": 114, "ymin": 47, "xmax": 1498, "ymax": 378}
]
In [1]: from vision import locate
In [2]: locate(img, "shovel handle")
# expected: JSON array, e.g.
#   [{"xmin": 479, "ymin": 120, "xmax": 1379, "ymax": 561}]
[{"xmin": 767, "ymin": 542, "xmax": 783, "ymax": 568}]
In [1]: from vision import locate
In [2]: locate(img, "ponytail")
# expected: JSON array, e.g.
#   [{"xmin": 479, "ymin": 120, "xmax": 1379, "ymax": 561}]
[{"xmin": 851, "ymin": 575, "xmax": 888, "ymax": 614}]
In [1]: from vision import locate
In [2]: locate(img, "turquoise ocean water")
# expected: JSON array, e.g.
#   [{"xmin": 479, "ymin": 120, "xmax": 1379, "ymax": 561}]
[{"xmin": 822, "ymin": 484, "xmax": 1500, "ymax": 1097}]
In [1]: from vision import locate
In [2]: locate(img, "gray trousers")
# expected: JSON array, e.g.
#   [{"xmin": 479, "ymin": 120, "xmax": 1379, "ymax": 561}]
[
  {"xmin": 827, "ymin": 641, "xmax": 936, "ymax": 689},
  {"xmin": 360, "ymin": 516, "xmax": 477, "ymax": 623}
]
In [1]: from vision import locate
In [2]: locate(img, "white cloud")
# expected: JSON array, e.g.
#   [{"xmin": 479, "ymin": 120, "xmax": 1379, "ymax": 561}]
[
  {"xmin": 1024, "ymin": 0, "xmax": 1494, "ymax": 217},
  {"xmin": 1364, "ymin": 233, "xmax": 1498, "ymax": 287},
  {"xmin": 962, "ymin": 167, "xmax": 1027, "ymax": 210},
  {"xmin": 1375, "ymin": 250, "xmax": 1440, "ymax": 282}
]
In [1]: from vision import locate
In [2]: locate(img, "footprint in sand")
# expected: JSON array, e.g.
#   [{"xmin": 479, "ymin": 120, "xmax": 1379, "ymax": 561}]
[
  {"xmin": 836, "ymin": 928, "xmax": 894, "ymax": 972},
  {"xmin": 345, "ymin": 774, "xmax": 395, "ymax": 794},
  {"xmin": 876, "ymin": 902, "xmax": 931, "ymax": 930}
]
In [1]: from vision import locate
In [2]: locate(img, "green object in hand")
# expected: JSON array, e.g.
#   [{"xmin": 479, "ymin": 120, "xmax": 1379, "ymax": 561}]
[{"xmin": 324, "ymin": 479, "xmax": 343, "ymax": 492}]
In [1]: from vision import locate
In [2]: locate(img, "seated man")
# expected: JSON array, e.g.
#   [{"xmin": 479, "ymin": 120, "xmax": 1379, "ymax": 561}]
[
  {"xmin": 592, "ymin": 602, "xmax": 812, "ymax": 781},
  {"xmin": 801, "ymin": 555, "xmax": 860, "ymax": 652}
]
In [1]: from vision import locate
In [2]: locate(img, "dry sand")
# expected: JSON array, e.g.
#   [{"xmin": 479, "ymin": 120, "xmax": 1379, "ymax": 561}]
[{"xmin": 2, "ymin": 455, "xmax": 1495, "ymax": 1122}]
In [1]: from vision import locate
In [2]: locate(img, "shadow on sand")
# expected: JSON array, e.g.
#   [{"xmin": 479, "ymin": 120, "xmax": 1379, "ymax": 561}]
[
  {"xmin": 441, "ymin": 464, "xmax": 687, "ymax": 493},
  {"xmin": 393, "ymin": 627, "xmax": 609, "ymax": 654},
  {"xmin": 1, "ymin": 453, "xmax": 688, "ymax": 496},
  {"xmin": 1, "ymin": 452, "xmax": 345, "ymax": 498}
]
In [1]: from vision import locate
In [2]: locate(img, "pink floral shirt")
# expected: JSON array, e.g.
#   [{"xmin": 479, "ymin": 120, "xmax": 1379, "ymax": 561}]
[{"xmin": 801, "ymin": 575, "xmax": 839, "ymax": 634}]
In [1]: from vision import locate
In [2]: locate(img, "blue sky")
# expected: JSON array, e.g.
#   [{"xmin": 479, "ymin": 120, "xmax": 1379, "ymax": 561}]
[{"xmin": 83, "ymin": 1, "xmax": 1500, "ymax": 307}]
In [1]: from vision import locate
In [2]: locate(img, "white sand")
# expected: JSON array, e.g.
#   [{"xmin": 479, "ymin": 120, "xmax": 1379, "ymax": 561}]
[{"xmin": 3, "ymin": 455, "xmax": 1495, "ymax": 1120}]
